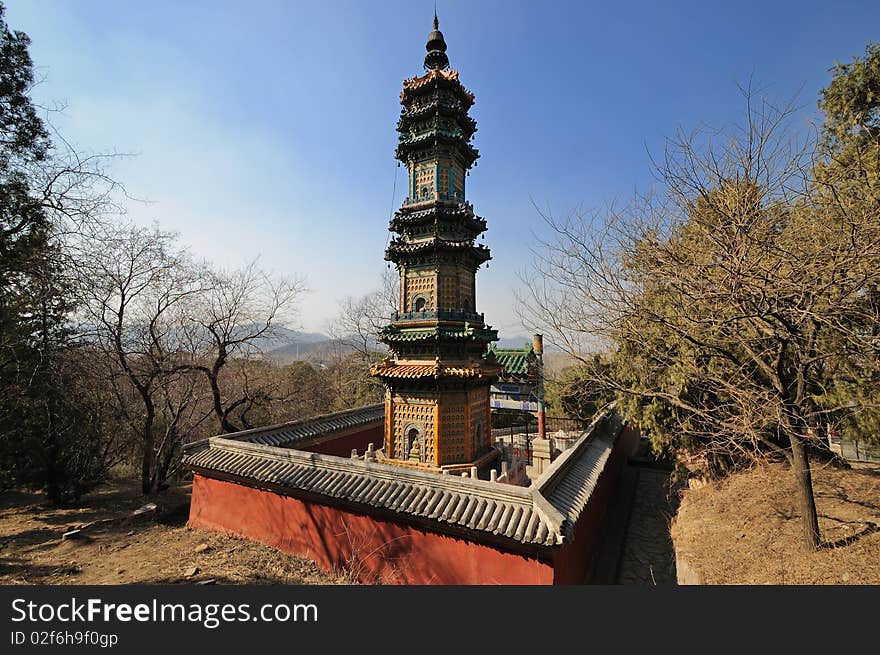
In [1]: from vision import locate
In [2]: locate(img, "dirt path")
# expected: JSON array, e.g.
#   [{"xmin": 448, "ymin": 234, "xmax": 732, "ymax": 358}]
[{"xmin": 0, "ymin": 481, "xmax": 340, "ymax": 585}]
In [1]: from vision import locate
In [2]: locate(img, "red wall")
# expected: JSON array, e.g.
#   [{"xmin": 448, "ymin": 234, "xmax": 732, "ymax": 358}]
[
  {"xmin": 301, "ymin": 425, "xmax": 383, "ymax": 458},
  {"xmin": 189, "ymin": 474, "xmax": 553, "ymax": 585},
  {"xmin": 552, "ymin": 424, "xmax": 640, "ymax": 584}
]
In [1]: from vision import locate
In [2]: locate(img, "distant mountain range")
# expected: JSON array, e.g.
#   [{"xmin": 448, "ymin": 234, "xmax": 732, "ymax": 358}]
[
  {"xmin": 257, "ymin": 327, "xmax": 550, "ymax": 365},
  {"xmin": 253, "ymin": 326, "xmax": 333, "ymax": 363}
]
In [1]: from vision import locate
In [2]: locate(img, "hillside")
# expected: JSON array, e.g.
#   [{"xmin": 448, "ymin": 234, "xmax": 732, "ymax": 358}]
[
  {"xmin": 671, "ymin": 462, "xmax": 880, "ymax": 584},
  {"xmin": 0, "ymin": 482, "xmax": 343, "ymax": 585}
]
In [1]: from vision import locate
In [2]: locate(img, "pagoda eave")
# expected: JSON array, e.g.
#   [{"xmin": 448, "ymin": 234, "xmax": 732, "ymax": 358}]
[
  {"xmin": 389, "ymin": 320, "xmax": 486, "ymax": 331},
  {"xmin": 379, "ymin": 326, "xmax": 499, "ymax": 345},
  {"xmin": 370, "ymin": 360, "xmax": 504, "ymax": 381},
  {"xmin": 394, "ymin": 201, "xmax": 475, "ymax": 218},
  {"xmin": 398, "ymin": 105, "xmax": 477, "ymax": 133},
  {"xmin": 395, "ymin": 139, "xmax": 479, "ymax": 166},
  {"xmin": 385, "ymin": 255, "xmax": 492, "ymax": 272},
  {"xmin": 395, "ymin": 196, "xmax": 470, "ymax": 212},
  {"xmin": 400, "ymin": 69, "xmax": 475, "ymax": 107},
  {"xmin": 385, "ymin": 240, "xmax": 491, "ymax": 266},
  {"xmin": 389, "ymin": 205, "xmax": 486, "ymax": 235}
]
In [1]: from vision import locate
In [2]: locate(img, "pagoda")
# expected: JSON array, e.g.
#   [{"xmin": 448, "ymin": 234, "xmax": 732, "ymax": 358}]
[{"xmin": 371, "ymin": 15, "xmax": 502, "ymax": 473}]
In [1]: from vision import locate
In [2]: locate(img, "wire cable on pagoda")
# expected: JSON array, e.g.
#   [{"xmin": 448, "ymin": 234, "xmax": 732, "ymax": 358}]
[{"xmin": 385, "ymin": 161, "xmax": 400, "ymax": 256}]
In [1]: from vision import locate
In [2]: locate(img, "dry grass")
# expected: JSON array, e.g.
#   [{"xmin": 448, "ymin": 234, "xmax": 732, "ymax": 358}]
[
  {"xmin": 671, "ymin": 461, "xmax": 880, "ymax": 584},
  {"xmin": 0, "ymin": 481, "xmax": 343, "ymax": 585}
]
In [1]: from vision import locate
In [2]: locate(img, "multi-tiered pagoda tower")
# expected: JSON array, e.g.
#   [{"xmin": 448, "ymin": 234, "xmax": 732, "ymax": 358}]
[{"xmin": 371, "ymin": 15, "xmax": 502, "ymax": 473}]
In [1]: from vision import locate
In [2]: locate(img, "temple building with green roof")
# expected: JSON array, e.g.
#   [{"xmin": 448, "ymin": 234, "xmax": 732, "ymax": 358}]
[{"xmin": 490, "ymin": 335, "xmax": 547, "ymax": 436}]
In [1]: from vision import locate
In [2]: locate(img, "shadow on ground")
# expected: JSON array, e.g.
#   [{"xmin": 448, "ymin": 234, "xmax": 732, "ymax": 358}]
[{"xmin": 591, "ymin": 439, "xmax": 683, "ymax": 585}]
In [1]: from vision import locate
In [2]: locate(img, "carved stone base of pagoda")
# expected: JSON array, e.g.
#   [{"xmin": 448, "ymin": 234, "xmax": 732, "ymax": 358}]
[
  {"xmin": 438, "ymin": 447, "xmax": 500, "ymax": 476},
  {"xmin": 379, "ymin": 446, "xmax": 500, "ymax": 479}
]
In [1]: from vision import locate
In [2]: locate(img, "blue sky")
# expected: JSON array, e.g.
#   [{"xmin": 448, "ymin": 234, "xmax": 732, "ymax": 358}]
[{"xmin": 5, "ymin": 0, "xmax": 880, "ymax": 335}]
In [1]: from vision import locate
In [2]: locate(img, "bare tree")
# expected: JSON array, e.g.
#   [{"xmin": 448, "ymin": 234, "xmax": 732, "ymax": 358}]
[
  {"xmin": 72, "ymin": 220, "xmax": 307, "ymax": 490},
  {"xmin": 36, "ymin": 128, "xmax": 130, "ymax": 236},
  {"xmin": 73, "ymin": 222, "xmax": 208, "ymax": 494},
  {"xmin": 520, "ymin": 88, "xmax": 880, "ymax": 550},
  {"xmin": 186, "ymin": 261, "xmax": 306, "ymax": 433},
  {"xmin": 323, "ymin": 268, "xmax": 397, "ymax": 407},
  {"xmin": 330, "ymin": 267, "xmax": 398, "ymax": 359}
]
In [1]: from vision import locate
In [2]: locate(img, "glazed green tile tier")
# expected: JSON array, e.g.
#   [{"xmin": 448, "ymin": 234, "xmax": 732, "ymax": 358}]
[{"xmin": 379, "ymin": 324, "xmax": 499, "ymax": 344}]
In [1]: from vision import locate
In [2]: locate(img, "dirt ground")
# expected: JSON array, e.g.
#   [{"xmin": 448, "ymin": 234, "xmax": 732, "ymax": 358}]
[
  {"xmin": 0, "ymin": 481, "xmax": 342, "ymax": 585},
  {"xmin": 671, "ymin": 461, "xmax": 880, "ymax": 584}
]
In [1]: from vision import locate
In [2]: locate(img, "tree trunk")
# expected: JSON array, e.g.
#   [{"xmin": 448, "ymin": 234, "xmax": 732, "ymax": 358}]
[
  {"xmin": 147, "ymin": 473, "xmax": 161, "ymax": 496},
  {"xmin": 141, "ymin": 406, "xmax": 155, "ymax": 495},
  {"xmin": 207, "ymin": 371, "xmax": 239, "ymax": 434},
  {"xmin": 153, "ymin": 430, "xmax": 178, "ymax": 495},
  {"xmin": 204, "ymin": 351, "xmax": 240, "ymax": 434},
  {"xmin": 789, "ymin": 434, "xmax": 821, "ymax": 550}
]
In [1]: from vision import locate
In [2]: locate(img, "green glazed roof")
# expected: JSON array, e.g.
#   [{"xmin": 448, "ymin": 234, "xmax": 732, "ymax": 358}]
[
  {"xmin": 380, "ymin": 325, "xmax": 498, "ymax": 343},
  {"xmin": 492, "ymin": 347, "xmax": 537, "ymax": 381}
]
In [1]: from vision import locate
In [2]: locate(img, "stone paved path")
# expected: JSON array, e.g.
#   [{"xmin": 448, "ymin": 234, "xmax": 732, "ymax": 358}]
[{"xmin": 615, "ymin": 466, "xmax": 681, "ymax": 585}]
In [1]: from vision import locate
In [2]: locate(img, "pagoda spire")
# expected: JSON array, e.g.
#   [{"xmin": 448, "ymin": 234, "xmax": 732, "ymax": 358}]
[{"xmin": 424, "ymin": 12, "xmax": 449, "ymax": 70}]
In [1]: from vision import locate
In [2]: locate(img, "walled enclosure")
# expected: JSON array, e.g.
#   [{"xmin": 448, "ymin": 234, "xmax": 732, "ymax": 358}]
[{"xmin": 186, "ymin": 410, "xmax": 638, "ymax": 585}]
